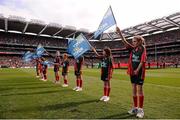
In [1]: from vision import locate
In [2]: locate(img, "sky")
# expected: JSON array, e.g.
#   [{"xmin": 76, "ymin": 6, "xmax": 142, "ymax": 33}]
[{"xmin": 0, "ymin": 0, "xmax": 180, "ymax": 32}]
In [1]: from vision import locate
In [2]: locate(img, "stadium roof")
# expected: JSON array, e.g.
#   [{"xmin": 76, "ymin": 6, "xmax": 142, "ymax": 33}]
[
  {"xmin": 101, "ymin": 12, "xmax": 180, "ymax": 41},
  {"xmin": 0, "ymin": 14, "xmax": 89, "ymax": 39},
  {"xmin": 0, "ymin": 12, "xmax": 180, "ymax": 41}
]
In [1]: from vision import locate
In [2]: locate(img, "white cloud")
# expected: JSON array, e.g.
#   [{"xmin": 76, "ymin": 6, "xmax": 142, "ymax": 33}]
[{"xmin": 0, "ymin": 0, "xmax": 180, "ymax": 32}]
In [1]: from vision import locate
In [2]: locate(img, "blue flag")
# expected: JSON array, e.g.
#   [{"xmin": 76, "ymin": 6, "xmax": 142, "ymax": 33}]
[
  {"xmin": 32, "ymin": 53, "xmax": 39, "ymax": 59},
  {"xmin": 23, "ymin": 51, "xmax": 34, "ymax": 62},
  {"xmin": 36, "ymin": 44, "xmax": 46, "ymax": 57},
  {"xmin": 94, "ymin": 6, "xmax": 116, "ymax": 39},
  {"xmin": 67, "ymin": 38, "xmax": 74, "ymax": 54},
  {"xmin": 67, "ymin": 33, "xmax": 91, "ymax": 59},
  {"xmin": 43, "ymin": 61, "xmax": 54, "ymax": 66}
]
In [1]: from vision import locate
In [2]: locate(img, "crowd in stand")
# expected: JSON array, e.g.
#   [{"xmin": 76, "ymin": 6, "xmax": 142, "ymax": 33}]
[
  {"xmin": 0, "ymin": 32, "xmax": 67, "ymax": 48},
  {"xmin": 0, "ymin": 30, "xmax": 179, "ymax": 49},
  {"xmin": 148, "ymin": 55, "xmax": 180, "ymax": 63},
  {"xmin": 91, "ymin": 30, "xmax": 180, "ymax": 49},
  {"xmin": 144, "ymin": 30, "xmax": 180, "ymax": 45},
  {"xmin": 0, "ymin": 55, "xmax": 77, "ymax": 68},
  {"xmin": 0, "ymin": 54, "xmax": 179, "ymax": 68},
  {"xmin": 0, "ymin": 56, "xmax": 32, "ymax": 68},
  {"xmin": 0, "ymin": 29, "xmax": 180, "ymax": 68}
]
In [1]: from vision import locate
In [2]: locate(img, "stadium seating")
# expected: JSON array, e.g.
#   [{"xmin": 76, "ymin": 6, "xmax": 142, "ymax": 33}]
[{"xmin": 0, "ymin": 12, "xmax": 180, "ymax": 68}]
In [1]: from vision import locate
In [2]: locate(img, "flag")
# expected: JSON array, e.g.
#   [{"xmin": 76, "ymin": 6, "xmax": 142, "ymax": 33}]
[
  {"xmin": 36, "ymin": 44, "xmax": 46, "ymax": 57},
  {"xmin": 67, "ymin": 33, "xmax": 91, "ymax": 59},
  {"xmin": 32, "ymin": 53, "xmax": 39, "ymax": 59},
  {"xmin": 94, "ymin": 6, "xmax": 116, "ymax": 39},
  {"xmin": 67, "ymin": 38, "xmax": 74, "ymax": 54},
  {"xmin": 43, "ymin": 61, "xmax": 54, "ymax": 66},
  {"xmin": 23, "ymin": 51, "xmax": 34, "ymax": 62}
]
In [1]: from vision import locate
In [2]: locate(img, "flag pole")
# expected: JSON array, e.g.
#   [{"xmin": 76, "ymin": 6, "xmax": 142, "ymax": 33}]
[
  {"xmin": 110, "ymin": 5, "xmax": 117, "ymax": 24},
  {"xmin": 86, "ymin": 6, "xmax": 118, "ymax": 48},
  {"xmin": 89, "ymin": 35, "xmax": 94, "ymax": 40},
  {"xmin": 110, "ymin": 5, "xmax": 118, "ymax": 29}
]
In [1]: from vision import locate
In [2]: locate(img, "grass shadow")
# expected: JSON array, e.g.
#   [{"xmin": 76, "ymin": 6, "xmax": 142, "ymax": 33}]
[
  {"xmin": 0, "ymin": 87, "xmax": 13, "ymax": 92},
  {"xmin": 39, "ymin": 99, "xmax": 99, "ymax": 111},
  {"xmin": 1, "ymin": 90, "xmax": 63, "ymax": 96},
  {"xmin": 16, "ymin": 85, "xmax": 56, "ymax": 90},
  {"xmin": 0, "ymin": 82, "xmax": 48, "ymax": 87},
  {"xmin": 99, "ymin": 112, "xmax": 135, "ymax": 119}
]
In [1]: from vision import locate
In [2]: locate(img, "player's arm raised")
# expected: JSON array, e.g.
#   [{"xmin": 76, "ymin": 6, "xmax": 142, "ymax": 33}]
[
  {"xmin": 91, "ymin": 46, "xmax": 101, "ymax": 57},
  {"xmin": 116, "ymin": 26, "xmax": 133, "ymax": 48},
  {"xmin": 45, "ymin": 51, "xmax": 54, "ymax": 57}
]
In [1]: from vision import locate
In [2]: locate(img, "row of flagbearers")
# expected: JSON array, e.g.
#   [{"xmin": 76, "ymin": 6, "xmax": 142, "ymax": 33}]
[
  {"xmin": 35, "ymin": 52, "xmax": 70, "ymax": 87},
  {"xmin": 23, "ymin": 6, "xmax": 147, "ymax": 118},
  {"xmin": 27, "ymin": 46, "xmax": 113, "ymax": 97}
]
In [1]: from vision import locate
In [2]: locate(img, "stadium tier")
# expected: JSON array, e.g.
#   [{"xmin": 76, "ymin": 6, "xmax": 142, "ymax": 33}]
[{"xmin": 0, "ymin": 13, "xmax": 180, "ymax": 68}]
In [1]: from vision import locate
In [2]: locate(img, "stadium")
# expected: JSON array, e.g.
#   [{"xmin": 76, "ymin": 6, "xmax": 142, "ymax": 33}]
[{"xmin": 0, "ymin": 1, "xmax": 180, "ymax": 119}]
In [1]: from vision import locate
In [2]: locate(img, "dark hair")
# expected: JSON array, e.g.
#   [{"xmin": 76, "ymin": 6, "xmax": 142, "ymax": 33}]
[{"xmin": 103, "ymin": 47, "xmax": 112, "ymax": 57}]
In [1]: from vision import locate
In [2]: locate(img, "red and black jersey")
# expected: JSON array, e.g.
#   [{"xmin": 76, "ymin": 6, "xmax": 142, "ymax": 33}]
[
  {"xmin": 36, "ymin": 59, "xmax": 41, "ymax": 68},
  {"xmin": 62, "ymin": 60, "xmax": 69, "ymax": 73},
  {"xmin": 42, "ymin": 64, "xmax": 47, "ymax": 70},
  {"xmin": 41, "ymin": 62, "xmax": 47, "ymax": 73},
  {"xmin": 99, "ymin": 56, "xmax": 113, "ymax": 81},
  {"xmin": 54, "ymin": 56, "xmax": 61, "ymax": 68},
  {"xmin": 74, "ymin": 56, "xmax": 84, "ymax": 72},
  {"xmin": 38, "ymin": 60, "xmax": 42, "ymax": 73},
  {"xmin": 127, "ymin": 45, "xmax": 147, "ymax": 80}
]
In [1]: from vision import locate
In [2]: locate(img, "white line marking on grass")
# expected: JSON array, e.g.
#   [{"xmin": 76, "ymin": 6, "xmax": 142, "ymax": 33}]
[
  {"xmin": 20, "ymin": 68, "xmax": 180, "ymax": 90},
  {"xmin": 83, "ymin": 75, "xmax": 180, "ymax": 90},
  {"xmin": 117, "ymin": 79, "xmax": 180, "ymax": 90}
]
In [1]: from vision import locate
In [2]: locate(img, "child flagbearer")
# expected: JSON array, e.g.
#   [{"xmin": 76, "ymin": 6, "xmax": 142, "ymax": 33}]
[
  {"xmin": 41, "ymin": 57, "xmax": 48, "ymax": 81},
  {"xmin": 92, "ymin": 46, "xmax": 114, "ymax": 102},
  {"xmin": 35, "ymin": 58, "xmax": 41, "ymax": 78},
  {"xmin": 73, "ymin": 56, "xmax": 84, "ymax": 91},
  {"xmin": 116, "ymin": 26, "xmax": 147, "ymax": 118},
  {"xmin": 61, "ymin": 53, "xmax": 69, "ymax": 87},
  {"xmin": 53, "ymin": 51, "xmax": 61, "ymax": 84},
  {"xmin": 36, "ymin": 57, "xmax": 43, "ymax": 80},
  {"xmin": 46, "ymin": 51, "xmax": 61, "ymax": 84}
]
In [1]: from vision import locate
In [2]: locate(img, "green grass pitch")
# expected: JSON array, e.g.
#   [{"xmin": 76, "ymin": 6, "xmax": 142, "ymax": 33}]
[{"xmin": 0, "ymin": 67, "xmax": 180, "ymax": 119}]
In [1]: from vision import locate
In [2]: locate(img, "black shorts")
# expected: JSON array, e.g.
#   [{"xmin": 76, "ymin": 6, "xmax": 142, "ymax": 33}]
[
  {"xmin": 101, "ymin": 74, "xmax": 110, "ymax": 81},
  {"xmin": 62, "ymin": 72, "xmax": 68, "ymax": 76},
  {"xmin": 43, "ymin": 70, "xmax": 47, "ymax": 74},
  {"xmin": 130, "ymin": 75, "xmax": 144, "ymax": 85},
  {"xmin": 74, "ymin": 71, "xmax": 82, "ymax": 77},
  {"xmin": 54, "ymin": 67, "xmax": 59, "ymax": 72}
]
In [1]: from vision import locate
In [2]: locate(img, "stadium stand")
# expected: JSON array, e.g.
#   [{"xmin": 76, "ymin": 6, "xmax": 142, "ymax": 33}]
[{"xmin": 0, "ymin": 12, "xmax": 180, "ymax": 68}]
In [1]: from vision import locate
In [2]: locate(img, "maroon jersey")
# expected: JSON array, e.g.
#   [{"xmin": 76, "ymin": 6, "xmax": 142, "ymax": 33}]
[
  {"xmin": 54, "ymin": 56, "xmax": 61, "ymax": 71},
  {"xmin": 127, "ymin": 45, "xmax": 147, "ymax": 80},
  {"xmin": 74, "ymin": 56, "xmax": 84, "ymax": 76},
  {"xmin": 97, "ymin": 55, "xmax": 114, "ymax": 81},
  {"xmin": 62, "ymin": 60, "xmax": 69, "ymax": 73}
]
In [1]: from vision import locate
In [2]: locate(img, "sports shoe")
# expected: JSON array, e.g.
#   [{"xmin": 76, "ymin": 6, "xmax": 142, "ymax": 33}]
[
  {"xmin": 73, "ymin": 86, "xmax": 79, "ymax": 90},
  {"xmin": 62, "ymin": 84, "xmax": 68, "ymax": 87},
  {"xmin": 54, "ymin": 80, "xmax": 60, "ymax": 84},
  {"xmin": 103, "ymin": 96, "xmax": 110, "ymax": 102},
  {"xmin": 43, "ymin": 79, "xmax": 47, "ymax": 81},
  {"xmin": 75, "ymin": 87, "xmax": 82, "ymax": 91},
  {"xmin": 36, "ymin": 76, "xmax": 40, "ymax": 78},
  {"xmin": 100, "ymin": 96, "xmax": 106, "ymax": 101},
  {"xmin": 128, "ymin": 107, "xmax": 138, "ymax": 115},
  {"xmin": 136, "ymin": 108, "xmax": 144, "ymax": 118}
]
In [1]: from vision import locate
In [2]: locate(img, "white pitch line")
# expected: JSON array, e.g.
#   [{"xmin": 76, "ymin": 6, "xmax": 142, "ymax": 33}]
[{"xmin": 83, "ymin": 75, "xmax": 180, "ymax": 90}]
